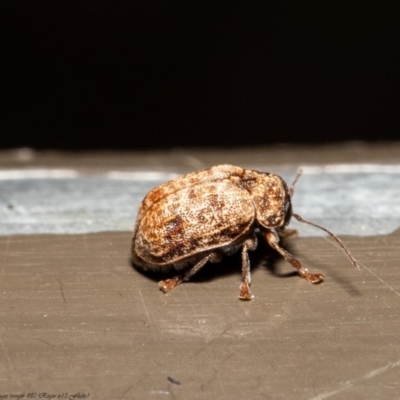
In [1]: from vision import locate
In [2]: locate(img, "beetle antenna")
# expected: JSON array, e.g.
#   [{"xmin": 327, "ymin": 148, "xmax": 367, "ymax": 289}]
[
  {"xmin": 290, "ymin": 169, "xmax": 303, "ymax": 197},
  {"xmin": 292, "ymin": 212, "xmax": 360, "ymax": 269}
]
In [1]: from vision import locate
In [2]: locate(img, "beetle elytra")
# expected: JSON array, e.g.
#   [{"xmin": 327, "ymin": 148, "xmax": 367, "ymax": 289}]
[{"xmin": 132, "ymin": 164, "xmax": 359, "ymax": 300}]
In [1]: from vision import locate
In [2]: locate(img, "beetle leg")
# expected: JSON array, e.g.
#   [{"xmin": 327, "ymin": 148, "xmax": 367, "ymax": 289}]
[
  {"xmin": 239, "ymin": 235, "xmax": 257, "ymax": 301},
  {"xmin": 158, "ymin": 252, "xmax": 220, "ymax": 293},
  {"xmin": 182, "ymin": 252, "xmax": 222, "ymax": 281},
  {"xmin": 158, "ymin": 275, "xmax": 183, "ymax": 292},
  {"xmin": 277, "ymin": 228, "xmax": 298, "ymax": 240},
  {"xmin": 264, "ymin": 230, "xmax": 324, "ymax": 284}
]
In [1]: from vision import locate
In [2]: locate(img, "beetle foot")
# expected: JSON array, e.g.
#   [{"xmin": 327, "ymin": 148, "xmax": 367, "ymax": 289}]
[
  {"xmin": 239, "ymin": 282, "xmax": 254, "ymax": 300},
  {"xmin": 299, "ymin": 269, "xmax": 324, "ymax": 284},
  {"xmin": 158, "ymin": 275, "xmax": 183, "ymax": 293}
]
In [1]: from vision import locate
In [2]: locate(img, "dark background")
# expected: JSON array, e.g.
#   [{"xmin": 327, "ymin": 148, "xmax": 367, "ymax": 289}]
[{"xmin": 2, "ymin": 1, "xmax": 399, "ymax": 150}]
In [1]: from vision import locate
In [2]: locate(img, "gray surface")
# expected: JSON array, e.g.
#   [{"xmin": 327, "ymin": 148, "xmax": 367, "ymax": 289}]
[
  {"xmin": 0, "ymin": 230, "xmax": 400, "ymax": 399},
  {"xmin": 1, "ymin": 164, "xmax": 400, "ymax": 236}
]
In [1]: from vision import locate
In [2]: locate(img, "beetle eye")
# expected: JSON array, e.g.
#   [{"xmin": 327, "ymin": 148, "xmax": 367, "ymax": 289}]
[{"xmin": 284, "ymin": 200, "xmax": 292, "ymax": 226}]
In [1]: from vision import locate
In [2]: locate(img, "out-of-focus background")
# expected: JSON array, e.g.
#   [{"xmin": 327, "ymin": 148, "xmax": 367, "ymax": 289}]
[
  {"xmin": 2, "ymin": 2, "xmax": 398, "ymax": 149},
  {"xmin": 2, "ymin": 4, "xmax": 400, "ymax": 400}
]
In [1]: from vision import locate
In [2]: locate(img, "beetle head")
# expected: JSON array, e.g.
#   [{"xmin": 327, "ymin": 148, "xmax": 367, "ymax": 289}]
[{"xmin": 243, "ymin": 170, "xmax": 292, "ymax": 229}]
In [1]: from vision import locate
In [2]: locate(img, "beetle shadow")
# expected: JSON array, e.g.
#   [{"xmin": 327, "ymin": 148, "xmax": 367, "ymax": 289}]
[
  {"xmin": 294, "ymin": 250, "xmax": 362, "ymax": 296},
  {"xmin": 129, "ymin": 252, "xmax": 244, "ymax": 284},
  {"xmin": 254, "ymin": 233, "xmax": 300, "ymax": 280},
  {"xmin": 271, "ymin": 236, "xmax": 362, "ymax": 296}
]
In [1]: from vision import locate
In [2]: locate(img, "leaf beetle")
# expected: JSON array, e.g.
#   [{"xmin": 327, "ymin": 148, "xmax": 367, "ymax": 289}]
[{"xmin": 132, "ymin": 164, "xmax": 359, "ymax": 300}]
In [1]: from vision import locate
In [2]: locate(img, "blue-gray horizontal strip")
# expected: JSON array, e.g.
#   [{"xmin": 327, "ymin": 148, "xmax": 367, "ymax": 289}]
[{"xmin": 0, "ymin": 166, "xmax": 398, "ymax": 237}]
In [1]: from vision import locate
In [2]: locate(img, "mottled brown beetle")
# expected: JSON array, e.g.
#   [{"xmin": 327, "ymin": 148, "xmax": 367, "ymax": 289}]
[{"xmin": 132, "ymin": 164, "xmax": 359, "ymax": 300}]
